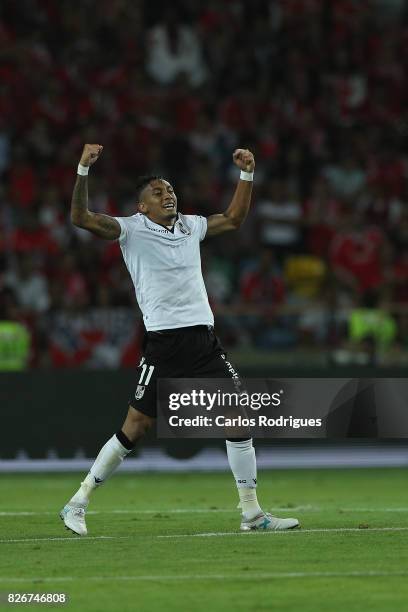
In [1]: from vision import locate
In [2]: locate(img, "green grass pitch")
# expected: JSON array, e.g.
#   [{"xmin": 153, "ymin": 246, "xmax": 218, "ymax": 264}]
[{"xmin": 0, "ymin": 468, "xmax": 407, "ymax": 611}]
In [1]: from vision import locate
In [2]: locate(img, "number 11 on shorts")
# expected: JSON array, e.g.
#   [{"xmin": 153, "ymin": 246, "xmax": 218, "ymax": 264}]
[{"xmin": 138, "ymin": 364, "xmax": 154, "ymax": 386}]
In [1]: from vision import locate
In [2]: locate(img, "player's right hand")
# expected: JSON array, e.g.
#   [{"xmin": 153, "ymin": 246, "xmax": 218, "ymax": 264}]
[{"xmin": 79, "ymin": 144, "xmax": 103, "ymax": 167}]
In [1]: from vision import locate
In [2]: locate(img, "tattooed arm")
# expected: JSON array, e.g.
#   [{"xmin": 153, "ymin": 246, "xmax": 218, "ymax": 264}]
[{"xmin": 71, "ymin": 144, "xmax": 120, "ymax": 240}]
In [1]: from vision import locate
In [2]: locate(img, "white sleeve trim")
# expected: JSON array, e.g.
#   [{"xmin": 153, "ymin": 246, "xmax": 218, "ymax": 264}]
[
  {"xmin": 198, "ymin": 216, "xmax": 207, "ymax": 241},
  {"xmin": 113, "ymin": 217, "xmax": 128, "ymax": 242}
]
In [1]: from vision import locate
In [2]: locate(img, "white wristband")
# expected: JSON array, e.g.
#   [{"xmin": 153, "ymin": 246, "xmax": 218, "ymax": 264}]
[
  {"xmin": 77, "ymin": 163, "xmax": 89, "ymax": 176},
  {"xmin": 240, "ymin": 170, "xmax": 254, "ymax": 182}
]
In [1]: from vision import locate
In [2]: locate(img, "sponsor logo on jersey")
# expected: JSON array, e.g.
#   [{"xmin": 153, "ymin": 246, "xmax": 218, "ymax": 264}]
[{"xmin": 146, "ymin": 225, "xmax": 170, "ymax": 235}]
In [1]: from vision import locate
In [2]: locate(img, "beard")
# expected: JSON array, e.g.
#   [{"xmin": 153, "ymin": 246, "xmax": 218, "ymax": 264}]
[{"xmin": 163, "ymin": 210, "xmax": 177, "ymax": 221}]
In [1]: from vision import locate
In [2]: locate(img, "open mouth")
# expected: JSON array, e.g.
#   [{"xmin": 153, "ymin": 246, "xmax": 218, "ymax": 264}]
[{"xmin": 163, "ymin": 202, "xmax": 175, "ymax": 210}]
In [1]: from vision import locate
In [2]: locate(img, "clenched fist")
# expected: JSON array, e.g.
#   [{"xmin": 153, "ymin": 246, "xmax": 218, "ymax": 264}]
[
  {"xmin": 232, "ymin": 149, "xmax": 255, "ymax": 172},
  {"xmin": 79, "ymin": 144, "xmax": 103, "ymax": 167}
]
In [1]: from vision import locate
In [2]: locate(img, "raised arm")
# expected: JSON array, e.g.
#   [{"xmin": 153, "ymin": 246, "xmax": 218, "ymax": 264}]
[
  {"xmin": 206, "ymin": 148, "xmax": 255, "ymax": 237},
  {"xmin": 71, "ymin": 144, "xmax": 121, "ymax": 240}
]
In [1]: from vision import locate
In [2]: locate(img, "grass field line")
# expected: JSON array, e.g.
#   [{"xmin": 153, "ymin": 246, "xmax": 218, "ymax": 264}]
[
  {"xmin": 0, "ymin": 570, "xmax": 408, "ymax": 583},
  {"xmin": 0, "ymin": 507, "xmax": 311, "ymax": 517},
  {"xmin": 158, "ymin": 527, "xmax": 408, "ymax": 538},
  {"xmin": 1, "ymin": 505, "xmax": 408, "ymax": 517},
  {"xmin": 1, "ymin": 527, "xmax": 408, "ymax": 544},
  {"xmin": 0, "ymin": 535, "xmax": 127, "ymax": 543}
]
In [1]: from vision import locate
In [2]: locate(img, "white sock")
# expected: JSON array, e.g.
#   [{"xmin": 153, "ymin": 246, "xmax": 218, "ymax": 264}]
[
  {"xmin": 70, "ymin": 434, "xmax": 131, "ymax": 506},
  {"xmin": 226, "ymin": 439, "xmax": 262, "ymax": 520}
]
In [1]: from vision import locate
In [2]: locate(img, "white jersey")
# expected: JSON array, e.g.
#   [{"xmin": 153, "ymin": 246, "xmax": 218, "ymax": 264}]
[{"xmin": 113, "ymin": 212, "xmax": 214, "ymax": 331}]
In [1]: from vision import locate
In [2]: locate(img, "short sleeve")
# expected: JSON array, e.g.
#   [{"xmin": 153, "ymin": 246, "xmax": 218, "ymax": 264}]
[
  {"xmin": 179, "ymin": 214, "xmax": 207, "ymax": 241},
  {"xmin": 196, "ymin": 215, "xmax": 207, "ymax": 241},
  {"xmin": 113, "ymin": 217, "xmax": 129, "ymax": 242}
]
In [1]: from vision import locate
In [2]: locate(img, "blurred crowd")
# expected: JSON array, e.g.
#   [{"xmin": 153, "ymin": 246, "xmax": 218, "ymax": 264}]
[{"xmin": 0, "ymin": 0, "xmax": 408, "ymax": 368}]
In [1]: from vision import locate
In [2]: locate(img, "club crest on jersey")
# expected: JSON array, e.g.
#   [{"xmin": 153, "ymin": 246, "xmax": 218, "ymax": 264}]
[{"xmin": 135, "ymin": 385, "xmax": 145, "ymax": 400}]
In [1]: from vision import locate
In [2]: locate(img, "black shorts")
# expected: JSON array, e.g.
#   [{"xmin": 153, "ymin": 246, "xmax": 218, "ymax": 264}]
[{"xmin": 129, "ymin": 325, "xmax": 240, "ymax": 418}]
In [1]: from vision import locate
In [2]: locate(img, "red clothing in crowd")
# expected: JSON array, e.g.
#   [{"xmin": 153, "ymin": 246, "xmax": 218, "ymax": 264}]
[
  {"xmin": 10, "ymin": 226, "xmax": 59, "ymax": 255},
  {"xmin": 330, "ymin": 226, "xmax": 384, "ymax": 292},
  {"xmin": 240, "ymin": 270, "xmax": 285, "ymax": 304}
]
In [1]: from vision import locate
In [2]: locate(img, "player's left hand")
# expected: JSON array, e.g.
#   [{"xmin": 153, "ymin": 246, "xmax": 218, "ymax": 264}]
[{"xmin": 232, "ymin": 149, "xmax": 255, "ymax": 172}]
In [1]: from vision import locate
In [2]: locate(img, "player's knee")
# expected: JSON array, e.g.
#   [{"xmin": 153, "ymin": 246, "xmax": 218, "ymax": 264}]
[{"xmin": 122, "ymin": 405, "xmax": 154, "ymax": 442}]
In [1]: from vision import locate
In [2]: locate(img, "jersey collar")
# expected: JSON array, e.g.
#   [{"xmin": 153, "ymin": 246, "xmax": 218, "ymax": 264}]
[{"xmin": 144, "ymin": 213, "xmax": 190, "ymax": 236}]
